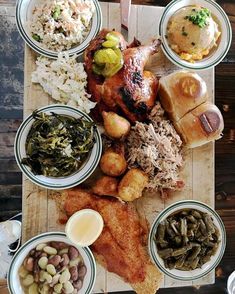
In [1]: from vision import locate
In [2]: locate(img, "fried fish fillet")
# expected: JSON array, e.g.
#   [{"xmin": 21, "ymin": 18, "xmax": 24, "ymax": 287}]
[{"xmin": 63, "ymin": 188, "xmax": 163, "ymax": 294}]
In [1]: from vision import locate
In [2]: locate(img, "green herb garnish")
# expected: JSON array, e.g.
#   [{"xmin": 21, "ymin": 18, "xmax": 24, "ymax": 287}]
[
  {"xmin": 52, "ymin": 5, "xmax": 61, "ymax": 20},
  {"xmin": 187, "ymin": 8, "xmax": 211, "ymax": 28},
  {"xmin": 182, "ymin": 26, "xmax": 188, "ymax": 36},
  {"xmin": 32, "ymin": 34, "xmax": 42, "ymax": 42},
  {"xmin": 22, "ymin": 111, "xmax": 96, "ymax": 177}
]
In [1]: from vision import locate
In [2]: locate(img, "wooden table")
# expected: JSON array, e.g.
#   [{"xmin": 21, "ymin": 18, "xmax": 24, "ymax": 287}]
[{"xmin": 0, "ymin": 1, "xmax": 235, "ymax": 294}]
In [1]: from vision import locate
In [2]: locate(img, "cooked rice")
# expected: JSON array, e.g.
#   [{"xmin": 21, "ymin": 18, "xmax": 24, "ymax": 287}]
[
  {"xmin": 30, "ymin": 0, "xmax": 95, "ymax": 51},
  {"xmin": 32, "ymin": 53, "xmax": 96, "ymax": 113},
  {"xmin": 126, "ymin": 102, "xmax": 184, "ymax": 191}
]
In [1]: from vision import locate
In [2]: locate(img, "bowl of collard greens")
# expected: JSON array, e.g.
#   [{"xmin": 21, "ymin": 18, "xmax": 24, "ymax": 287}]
[{"xmin": 14, "ymin": 104, "xmax": 102, "ymax": 190}]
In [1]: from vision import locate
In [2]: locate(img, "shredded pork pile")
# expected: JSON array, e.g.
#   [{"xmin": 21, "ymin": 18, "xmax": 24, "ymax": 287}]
[{"xmin": 126, "ymin": 102, "xmax": 184, "ymax": 193}]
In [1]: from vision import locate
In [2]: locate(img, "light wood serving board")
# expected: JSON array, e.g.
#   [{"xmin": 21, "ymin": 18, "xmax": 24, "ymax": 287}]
[{"xmin": 22, "ymin": 2, "xmax": 215, "ymax": 292}]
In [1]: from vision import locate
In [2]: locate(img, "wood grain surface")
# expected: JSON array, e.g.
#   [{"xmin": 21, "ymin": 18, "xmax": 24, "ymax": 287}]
[
  {"xmin": 0, "ymin": 1, "xmax": 234, "ymax": 294},
  {"xmin": 22, "ymin": 3, "xmax": 215, "ymax": 291}
]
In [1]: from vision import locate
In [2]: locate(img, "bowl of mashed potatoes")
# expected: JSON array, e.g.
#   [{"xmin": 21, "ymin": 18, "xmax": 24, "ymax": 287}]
[{"xmin": 159, "ymin": 0, "xmax": 232, "ymax": 70}]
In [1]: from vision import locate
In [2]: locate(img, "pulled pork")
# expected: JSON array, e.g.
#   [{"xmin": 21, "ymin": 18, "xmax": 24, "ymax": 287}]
[{"xmin": 126, "ymin": 102, "xmax": 184, "ymax": 194}]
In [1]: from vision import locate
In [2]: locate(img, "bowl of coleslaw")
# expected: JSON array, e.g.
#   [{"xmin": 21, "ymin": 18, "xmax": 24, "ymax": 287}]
[{"xmin": 16, "ymin": 0, "xmax": 102, "ymax": 58}]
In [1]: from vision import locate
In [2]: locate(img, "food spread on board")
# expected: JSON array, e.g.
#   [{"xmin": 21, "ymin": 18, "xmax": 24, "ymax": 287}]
[
  {"xmin": 19, "ymin": 241, "xmax": 87, "ymax": 293},
  {"xmin": 167, "ymin": 6, "xmax": 221, "ymax": 62},
  {"xmin": 13, "ymin": 0, "xmax": 231, "ymax": 293}
]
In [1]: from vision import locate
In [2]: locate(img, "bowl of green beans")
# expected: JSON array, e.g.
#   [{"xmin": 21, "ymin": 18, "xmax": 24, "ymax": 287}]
[{"xmin": 148, "ymin": 200, "xmax": 226, "ymax": 281}]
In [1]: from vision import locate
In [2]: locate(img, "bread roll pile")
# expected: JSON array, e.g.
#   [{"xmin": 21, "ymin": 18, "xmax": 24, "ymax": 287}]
[{"xmin": 159, "ymin": 70, "xmax": 224, "ymax": 148}]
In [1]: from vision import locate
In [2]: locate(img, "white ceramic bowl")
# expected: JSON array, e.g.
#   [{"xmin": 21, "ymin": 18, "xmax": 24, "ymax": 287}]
[
  {"xmin": 148, "ymin": 200, "xmax": 226, "ymax": 281},
  {"xmin": 14, "ymin": 104, "xmax": 102, "ymax": 190},
  {"xmin": 159, "ymin": 0, "xmax": 232, "ymax": 70},
  {"xmin": 16, "ymin": 0, "xmax": 102, "ymax": 58},
  {"xmin": 7, "ymin": 232, "xmax": 96, "ymax": 294}
]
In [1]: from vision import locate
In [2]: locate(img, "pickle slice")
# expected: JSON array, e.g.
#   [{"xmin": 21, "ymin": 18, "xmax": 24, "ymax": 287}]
[
  {"xmin": 106, "ymin": 32, "xmax": 120, "ymax": 42},
  {"xmin": 94, "ymin": 49, "xmax": 119, "ymax": 65},
  {"xmin": 113, "ymin": 48, "xmax": 123, "ymax": 59},
  {"xmin": 102, "ymin": 61, "xmax": 123, "ymax": 78},
  {"xmin": 102, "ymin": 40, "xmax": 119, "ymax": 48}
]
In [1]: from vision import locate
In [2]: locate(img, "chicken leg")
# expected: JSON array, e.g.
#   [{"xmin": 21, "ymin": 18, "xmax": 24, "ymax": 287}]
[{"xmin": 84, "ymin": 29, "xmax": 161, "ymax": 122}]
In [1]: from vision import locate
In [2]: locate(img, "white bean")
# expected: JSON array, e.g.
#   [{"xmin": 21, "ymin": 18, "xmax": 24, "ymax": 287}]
[
  {"xmin": 64, "ymin": 281, "xmax": 74, "ymax": 294},
  {"xmin": 18, "ymin": 266, "xmax": 28, "ymax": 278},
  {"xmin": 38, "ymin": 256, "xmax": 48, "ymax": 270},
  {"xmin": 46, "ymin": 264, "xmax": 56, "ymax": 276},
  {"xmin": 58, "ymin": 248, "xmax": 68, "ymax": 255},
  {"xmin": 36, "ymin": 243, "xmax": 47, "ymax": 251},
  {"xmin": 28, "ymin": 283, "xmax": 39, "ymax": 294},
  {"xmin": 22, "ymin": 274, "xmax": 34, "ymax": 286},
  {"xmin": 42, "ymin": 272, "xmax": 53, "ymax": 284},
  {"xmin": 59, "ymin": 269, "xmax": 71, "ymax": 284},
  {"xmin": 39, "ymin": 284, "xmax": 49, "ymax": 294},
  {"xmin": 39, "ymin": 270, "xmax": 46, "ymax": 282},
  {"xmin": 54, "ymin": 283, "xmax": 63, "ymax": 293},
  {"xmin": 43, "ymin": 246, "xmax": 57, "ymax": 255}
]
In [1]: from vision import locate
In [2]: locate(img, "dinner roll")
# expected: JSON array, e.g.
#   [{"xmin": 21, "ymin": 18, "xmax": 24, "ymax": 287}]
[
  {"xmin": 174, "ymin": 102, "xmax": 224, "ymax": 148},
  {"xmin": 159, "ymin": 70, "xmax": 208, "ymax": 121}
]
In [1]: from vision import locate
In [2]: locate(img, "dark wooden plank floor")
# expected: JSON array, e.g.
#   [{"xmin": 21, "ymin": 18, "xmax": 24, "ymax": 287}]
[{"xmin": 0, "ymin": 0, "xmax": 234, "ymax": 293}]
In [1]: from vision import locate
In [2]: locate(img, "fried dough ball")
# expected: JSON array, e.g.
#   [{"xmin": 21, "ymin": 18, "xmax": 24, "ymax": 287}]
[
  {"xmin": 102, "ymin": 111, "xmax": 131, "ymax": 139},
  {"xmin": 100, "ymin": 145, "xmax": 127, "ymax": 177},
  {"xmin": 92, "ymin": 176, "xmax": 119, "ymax": 198},
  {"xmin": 118, "ymin": 168, "xmax": 148, "ymax": 202}
]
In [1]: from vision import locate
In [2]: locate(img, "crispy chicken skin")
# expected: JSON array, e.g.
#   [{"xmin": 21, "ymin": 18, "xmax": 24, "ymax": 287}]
[
  {"xmin": 84, "ymin": 29, "xmax": 161, "ymax": 122},
  {"xmin": 63, "ymin": 188, "xmax": 162, "ymax": 293}
]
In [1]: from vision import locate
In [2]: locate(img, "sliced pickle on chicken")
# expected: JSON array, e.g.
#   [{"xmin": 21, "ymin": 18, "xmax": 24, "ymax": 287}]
[
  {"xmin": 102, "ymin": 40, "xmax": 119, "ymax": 48},
  {"xmin": 94, "ymin": 48, "xmax": 119, "ymax": 65},
  {"xmin": 105, "ymin": 32, "xmax": 120, "ymax": 42},
  {"xmin": 113, "ymin": 48, "xmax": 123, "ymax": 59},
  {"xmin": 102, "ymin": 61, "xmax": 123, "ymax": 78}
]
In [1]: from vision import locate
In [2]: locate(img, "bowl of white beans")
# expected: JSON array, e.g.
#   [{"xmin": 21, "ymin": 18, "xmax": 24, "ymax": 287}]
[{"xmin": 7, "ymin": 232, "xmax": 96, "ymax": 294}]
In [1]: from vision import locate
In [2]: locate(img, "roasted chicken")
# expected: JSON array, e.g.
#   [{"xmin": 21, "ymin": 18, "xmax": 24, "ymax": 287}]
[
  {"xmin": 62, "ymin": 188, "xmax": 163, "ymax": 293},
  {"xmin": 84, "ymin": 29, "xmax": 161, "ymax": 122}
]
